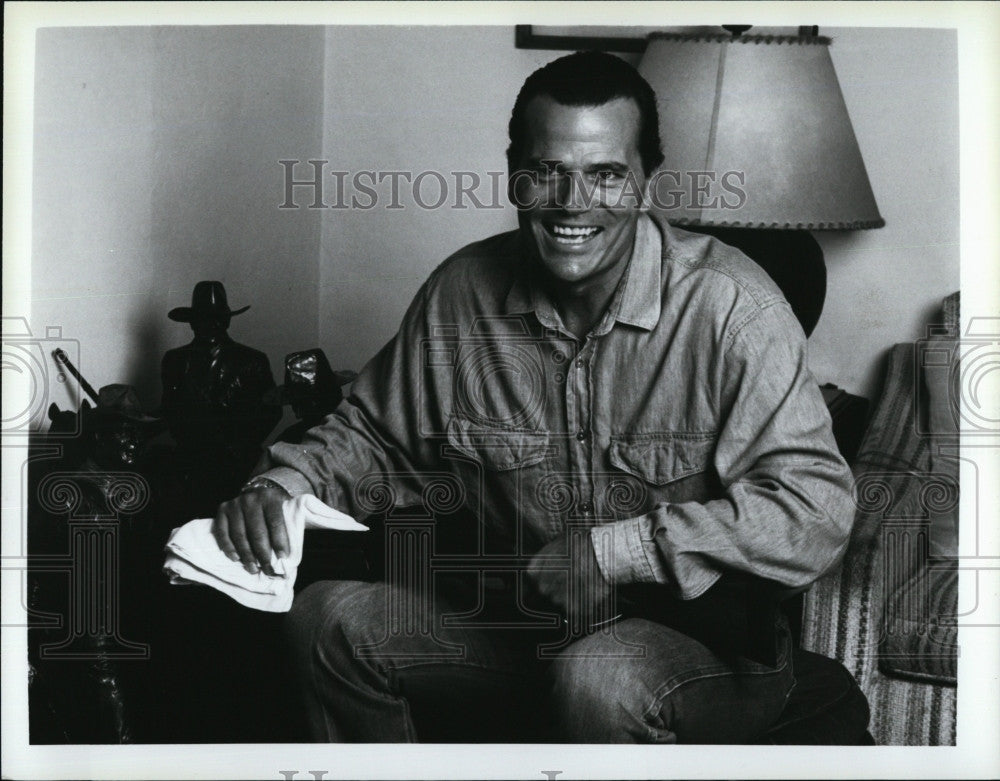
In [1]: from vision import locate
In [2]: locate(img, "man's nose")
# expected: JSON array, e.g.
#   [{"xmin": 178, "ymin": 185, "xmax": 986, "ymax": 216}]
[{"xmin": 555, "ymin": 172, "xmax": 590, "ymax": 211}]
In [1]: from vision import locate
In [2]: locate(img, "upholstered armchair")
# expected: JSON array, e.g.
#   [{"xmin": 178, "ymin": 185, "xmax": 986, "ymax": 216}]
[{"xmin": 801, "ymin": 293, "xmax": 960, "ymax": 745}]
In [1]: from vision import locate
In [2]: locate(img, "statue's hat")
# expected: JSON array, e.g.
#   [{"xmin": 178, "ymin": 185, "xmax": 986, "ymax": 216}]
[{"xmin": 168, "ymin": 281, "xmax": 250, "ymax": 322}]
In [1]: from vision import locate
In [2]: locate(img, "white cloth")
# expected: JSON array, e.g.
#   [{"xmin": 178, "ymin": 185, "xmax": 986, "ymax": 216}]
[{"xmin": 163, "ymin": 494, "xmax": 367, "ymax": 612}]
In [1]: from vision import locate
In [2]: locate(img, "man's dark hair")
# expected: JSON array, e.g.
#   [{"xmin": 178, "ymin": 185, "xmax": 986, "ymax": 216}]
[{"xmin": 506, "ymin": 51, "xmax": 664, "ymax": 176}]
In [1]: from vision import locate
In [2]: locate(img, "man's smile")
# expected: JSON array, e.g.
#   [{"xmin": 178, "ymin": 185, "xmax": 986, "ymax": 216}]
[{"xmin": 544, "ymin": 222, "xmax": 604, "ymax": 245}]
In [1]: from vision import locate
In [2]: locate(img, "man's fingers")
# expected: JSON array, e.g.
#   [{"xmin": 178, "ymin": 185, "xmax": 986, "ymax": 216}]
[
  {"xmin": 210, "ymin": 488, "xmax": 291, "ymax": 575},
  {"xmin": 262, "ymin": 492, "xmax": 290, "ymax": 559},
  {"xmin": 211, "ymin": 506, "xmax": 240, "ymax": 562},
  {"xmin": 243, "ymin": 496, "xmax": 276, "ymax": 575},
  {"xmin": 226, "ymin": 504, "xmax": 259, "ymax": 574}
]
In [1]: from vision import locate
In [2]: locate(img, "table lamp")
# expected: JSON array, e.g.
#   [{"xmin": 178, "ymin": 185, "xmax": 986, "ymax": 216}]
[{"xmin": 638, "ymin": 26, "xmax": 884, "ymax": 335}]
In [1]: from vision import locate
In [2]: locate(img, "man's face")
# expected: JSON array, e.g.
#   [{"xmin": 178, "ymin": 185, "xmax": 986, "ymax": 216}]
[{"xmin": 510, "ymin": 95, "xmax": 648, "ymax": 290}]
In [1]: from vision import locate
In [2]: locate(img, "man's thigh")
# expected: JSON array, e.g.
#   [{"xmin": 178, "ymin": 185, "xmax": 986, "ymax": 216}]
[
  {"xmin": 286, "ymin": 579, "xmax": 545, "ymax": 741},
  {"xmin": 549, "ymin": 617, "xmax": 795, "ymax": 743}
]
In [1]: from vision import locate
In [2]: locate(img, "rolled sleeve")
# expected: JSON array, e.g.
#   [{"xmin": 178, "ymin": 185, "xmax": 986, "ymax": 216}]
[{"xmin": 590, "ymin": 516, "xmax": 669, "ymax": 585}]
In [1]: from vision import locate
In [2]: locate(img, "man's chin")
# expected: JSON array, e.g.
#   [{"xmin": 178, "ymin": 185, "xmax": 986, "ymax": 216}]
[
  {"xmin": 529, "ymin": 232, "xmax": 605, "ymax": 269},
  {"xmin": 535, "ymin": 252, "xmax": 599, "ymax": 284}
]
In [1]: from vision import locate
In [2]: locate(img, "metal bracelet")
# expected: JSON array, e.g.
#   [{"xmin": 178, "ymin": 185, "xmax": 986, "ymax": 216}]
[{"xmin": 240, "ymin": 477, "xmax": 290, "ymax": 496}]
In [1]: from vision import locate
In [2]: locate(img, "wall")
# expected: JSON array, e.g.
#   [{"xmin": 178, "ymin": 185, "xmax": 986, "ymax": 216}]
[
  {"xmin": 31, "ymin": 26, "xmax": 325, "ymax": 414},
  {"xmin": 315, "ymin": 26, "xmax": 959, "ymax": 401},
  {"xmin": 813, "ymin": 27, "xmax": 960, "ymax": 398},
  {"xmin": 317, "ymin": 26, "xmax": 555, "ymax": 372},
  {"xmin": 30, "ymin": 25, "xmax": 959, "ymax": 419}
]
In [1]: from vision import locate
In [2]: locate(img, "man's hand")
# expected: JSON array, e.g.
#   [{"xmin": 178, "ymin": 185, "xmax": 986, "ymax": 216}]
[
  {"xmin": 525, "ymin": 531, "xmax": 615, "ymax": 631},
  {"xmin": 212, "ymin": 487, "xmax": 289, "ymax": 576}
]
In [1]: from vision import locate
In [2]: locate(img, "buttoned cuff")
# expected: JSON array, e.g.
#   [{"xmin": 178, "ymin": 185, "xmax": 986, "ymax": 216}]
[
  {"xmin": 590, "ymin": 516, "xmax": 669, "ymax": 586},
  {"xmin": 250, "ymin": 467, "xmax": 314, "ymax": 499}
]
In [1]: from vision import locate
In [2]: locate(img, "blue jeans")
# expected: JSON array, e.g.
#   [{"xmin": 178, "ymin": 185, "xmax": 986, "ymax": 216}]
[{"xmin": 285, "ymin": 578, "xmax": 795, "ymax": 743}]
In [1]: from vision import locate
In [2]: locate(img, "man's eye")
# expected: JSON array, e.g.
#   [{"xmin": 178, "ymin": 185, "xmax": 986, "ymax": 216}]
[{"xmin": 595, "ymin": 170, "xmax": 622, "ymax": 183}]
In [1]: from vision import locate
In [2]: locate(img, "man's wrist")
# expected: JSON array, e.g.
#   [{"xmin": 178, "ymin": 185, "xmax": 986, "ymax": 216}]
[
  {"xmin": 241, "ymin": 466, "xmax": 316, "ymax": 499},
  {"xmin": 241, "ymin": 476, "xmax": 291, "ymax": 496}
]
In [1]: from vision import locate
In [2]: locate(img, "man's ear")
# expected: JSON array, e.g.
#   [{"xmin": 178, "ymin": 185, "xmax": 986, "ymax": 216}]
[
  {"xmin": 639, "ymin": 174, "xmax": 653, "ymax": 212},
  {"xmin": 506, "ymin": 170, "xmax": 519, "ymax": 208},
  {"xmin": 618, "ymin": 171, "xmax": 651, "ymax": 212}
]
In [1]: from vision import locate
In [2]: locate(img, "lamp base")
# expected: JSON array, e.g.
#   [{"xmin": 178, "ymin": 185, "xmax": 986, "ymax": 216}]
[{"xmin": 682, "ymin": 226, "xmax": 827, "ymax": 338}]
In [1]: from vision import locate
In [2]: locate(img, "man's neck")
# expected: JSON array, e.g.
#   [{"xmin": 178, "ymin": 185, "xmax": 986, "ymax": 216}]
[
  {"xmin": 543, "ymin": 237, "xmax": 638, "ymax": 342},
  {"xmin": 547, "ymin": 273, "xmax": 623, "ymax": 341}
]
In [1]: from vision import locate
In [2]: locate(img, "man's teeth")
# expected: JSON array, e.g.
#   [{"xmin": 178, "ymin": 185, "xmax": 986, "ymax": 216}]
[
  {"xmin": 549, "ymin": 224, "xmax": 601, "ymax": 243},
  {"xmin": 551, "ymin": 225, "xmax": 599, "ymax": 236}
]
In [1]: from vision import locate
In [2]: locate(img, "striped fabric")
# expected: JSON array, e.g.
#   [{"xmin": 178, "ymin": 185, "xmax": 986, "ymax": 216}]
[
  {"xmin": 801, "ymin": 341, "xmax": 957, "ymax": 745},
  {"xmin": 880, "ymin": 561, "xmax": 958, "ymax": 684}
]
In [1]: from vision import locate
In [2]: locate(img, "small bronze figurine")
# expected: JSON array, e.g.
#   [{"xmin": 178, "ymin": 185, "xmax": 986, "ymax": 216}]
[
  {"xmin": 47, "ymin": 348, "xmax": 165, "ymax": 472},
  {"xmin": 161, "ymin": 281, "xmax": 281, "ymax": 504},
  {"xmin": 270, "ymin": 348, "xmax": 356, "ymax": 444},
  {"xmin": 87, "ymin": 384, "xmax": 165, "ymax": 470}
]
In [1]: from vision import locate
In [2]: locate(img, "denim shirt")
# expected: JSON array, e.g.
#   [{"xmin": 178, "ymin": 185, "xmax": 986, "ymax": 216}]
[{"xmin": 261, "ymin": 212, "xmax": 854, "ymax": 599}]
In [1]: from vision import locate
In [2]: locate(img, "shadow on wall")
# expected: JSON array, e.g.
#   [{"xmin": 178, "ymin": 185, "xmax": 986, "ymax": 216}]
[{"xmin": 126, "ymin": 308, "xmax": 166, "ymax": 408}]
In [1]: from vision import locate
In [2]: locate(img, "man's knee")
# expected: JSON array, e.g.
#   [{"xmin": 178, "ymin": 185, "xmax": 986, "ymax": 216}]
[
  {"xmin": 285, "ymin": 580, "xmax": 386, "ymax": 675},
  {"xmin": 546, "ymin": 619, "xmax": 793, "ymax": 743},
  {"xmin": 547, "ymin": 632, "xmax": 663, "ymax": 743},
  {"xmin": 286, "ymin": 579, "xmax": 449, "ymax": 673}
]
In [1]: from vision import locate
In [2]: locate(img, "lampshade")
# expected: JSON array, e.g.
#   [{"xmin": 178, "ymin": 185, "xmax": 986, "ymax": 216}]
[{"xmin": 638, "ymin": 31, "xmax": 884, "ymax": 230}]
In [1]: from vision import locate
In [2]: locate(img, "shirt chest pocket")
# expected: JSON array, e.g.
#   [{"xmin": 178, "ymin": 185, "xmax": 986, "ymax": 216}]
[
  {"xmin": 444, "ymin": 416, "xmax": 556, "ymax": 538},
  {"xmin": 608, "ymin": 433, "xmax": 721, "ymax": 507}
]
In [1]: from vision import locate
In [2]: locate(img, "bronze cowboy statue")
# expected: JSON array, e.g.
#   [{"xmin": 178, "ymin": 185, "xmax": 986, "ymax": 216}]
[{"xmin": 161, "ymin": 281, "xmax": 281, "ymax": 510}]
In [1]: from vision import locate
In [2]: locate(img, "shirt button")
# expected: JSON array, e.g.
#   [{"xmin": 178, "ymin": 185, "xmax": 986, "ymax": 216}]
[
  {"xmin": 579, "ymin": 501, "xmax": 593, "ymax": 514},
  {"xmin": 575, "ymin": 429, "xmax": 588, "ymax": 441}
]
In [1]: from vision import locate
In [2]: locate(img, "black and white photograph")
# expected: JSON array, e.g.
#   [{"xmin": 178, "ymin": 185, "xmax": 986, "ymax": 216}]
[{"xmin": 3, "ymin": 2, "xmax": 998, "ymax": 779}]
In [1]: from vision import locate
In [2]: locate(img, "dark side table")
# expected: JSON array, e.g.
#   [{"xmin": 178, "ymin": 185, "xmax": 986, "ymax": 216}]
[{"xmin": 820, "ymin": 383, "xmax": 871, "ymax": 466}]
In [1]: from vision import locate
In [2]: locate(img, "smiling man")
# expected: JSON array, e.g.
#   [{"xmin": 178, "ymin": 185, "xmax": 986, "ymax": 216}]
[
  {"xmin": 510, "ymin": 92, "xmax": 650, "ymax": 332},
  {"xmin": 213, "ymin": 52, "xmax": 857, "ymax": 743}
]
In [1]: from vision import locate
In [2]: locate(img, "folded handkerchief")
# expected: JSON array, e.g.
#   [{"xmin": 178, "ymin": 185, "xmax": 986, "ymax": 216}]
[{"xmin": 163, "ymin": 493, "xmax": 367, "ymax": 612}]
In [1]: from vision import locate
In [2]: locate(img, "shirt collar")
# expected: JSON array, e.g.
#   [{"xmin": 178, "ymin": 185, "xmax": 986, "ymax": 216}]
[
  {"xmin": 614, "ymin": 213, "xmax": 662, "ymax": 331},
  {"xmin": 504, "ymin": 213, "xmax": 662, "ymax": 333}
]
